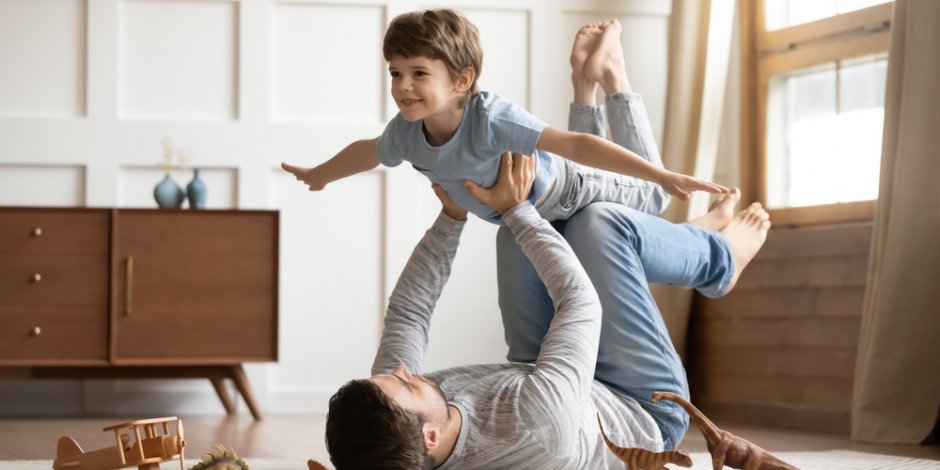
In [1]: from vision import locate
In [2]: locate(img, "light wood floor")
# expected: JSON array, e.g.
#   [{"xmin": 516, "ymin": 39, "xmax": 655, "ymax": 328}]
[{"xmin": 2, "ymin": 414, "xmax": 938, "ymax": 464}]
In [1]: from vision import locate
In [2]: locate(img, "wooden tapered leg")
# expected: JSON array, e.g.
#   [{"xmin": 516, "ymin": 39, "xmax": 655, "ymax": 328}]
[
  {"xmin": 210, "ymin": 377, "xmax": 236, "ymax": 415},
  {"xmin": 230, "ymin": 364, "xmax": 263, "ymax": 420}
]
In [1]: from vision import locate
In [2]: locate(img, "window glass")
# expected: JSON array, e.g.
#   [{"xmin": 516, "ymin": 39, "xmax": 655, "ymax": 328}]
[
  {"xmin": 765, "ymin": 0, "xmax": 891, "ymax": 30},
  {"xmin": 766, "ymin": 55, "xmax": 887, "ymax": 208}
]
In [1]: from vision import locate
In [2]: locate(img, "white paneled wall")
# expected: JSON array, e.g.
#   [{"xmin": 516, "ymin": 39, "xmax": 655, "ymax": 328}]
[
  {"xmin": 119, "ymin": 0, "xmax": 240, "ymax": 120},
  {"xmin": 0, "ymin": 165, "xmax": 86, "ymax": 206},
  {"xmin": 0, "ymin": 0, "xmax": 671, "ymax": 415},
  {"xmin": 0, "ymin": 0, "xmax": 87, "ymax": 118},
  {"xmin": 270, "ymin": 3, "xmax": 387, "ymax": 124}
]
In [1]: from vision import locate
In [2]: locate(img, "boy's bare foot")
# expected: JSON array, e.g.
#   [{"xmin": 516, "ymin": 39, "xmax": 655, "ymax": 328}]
[
  {"xmin": 718, "ymin": 202, "xmax": 770, "ymax": 296},
  {"xmin": 688, "ymin": 188, "xmax": 741, "ymax": 231},
  {"xmin": 570, "ymin": 22, "xmax": 604, "ymax": 105},
  {"xmin": 584, "ymin": 19, "xmax": 630, "ymax": 94}
]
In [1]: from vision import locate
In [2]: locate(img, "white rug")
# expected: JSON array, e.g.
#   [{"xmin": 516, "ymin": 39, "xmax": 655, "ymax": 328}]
[{"xmin": 5, "ymin": 451, "xmax": 939, "ymax": 469}]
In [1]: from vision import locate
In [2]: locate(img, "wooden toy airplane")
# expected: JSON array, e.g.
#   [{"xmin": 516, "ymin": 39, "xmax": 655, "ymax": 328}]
[
  {"xmin": 53, "ymin": 416, "xmax": 186, "ymax": 470},
  {"xmin": 307, "ymin": 459, "xmax": 330, "ymax": 470}
]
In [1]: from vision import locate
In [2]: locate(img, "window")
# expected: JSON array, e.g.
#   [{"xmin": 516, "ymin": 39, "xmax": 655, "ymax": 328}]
[
  {"xmin": 764, "ymin": 0, "xmax": 891, "ymax": 30},
  {"xmin": 740, "ymin": 0, "xmax": 892, "ymax": 225}
]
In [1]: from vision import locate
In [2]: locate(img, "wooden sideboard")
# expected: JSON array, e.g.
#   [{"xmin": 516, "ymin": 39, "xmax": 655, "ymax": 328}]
[{"xmin": 0, "ymin": 207, "xmax": 278, "ymax": 420}]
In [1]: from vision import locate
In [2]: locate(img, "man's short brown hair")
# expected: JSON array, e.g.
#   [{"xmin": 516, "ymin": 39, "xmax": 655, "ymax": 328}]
[
  {"xmin": 326, "ymin": 379, "xmax": 436, "ymax": 470},
  {"xmin": 383, "ymin": 9, "xmax": 483, "ymax": 107}
]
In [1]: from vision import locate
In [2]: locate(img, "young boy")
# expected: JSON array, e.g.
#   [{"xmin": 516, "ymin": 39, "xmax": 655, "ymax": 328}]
[{"xmin": 282, "ymin": 9, "xmax": 728, "ymax": 223}]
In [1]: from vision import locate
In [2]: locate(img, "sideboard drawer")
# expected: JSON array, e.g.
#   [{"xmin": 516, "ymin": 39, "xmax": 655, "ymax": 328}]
[
  {"xmin": 0, "ymin": 253, "xmax": 109, "ymax": 305},
  {"xmin": 0, "ymin": 305, "xmax": 107, "ymax": 362},
  {"xmin": 0, "ymin": 210, "xmax": 109, "ymax": 254}
]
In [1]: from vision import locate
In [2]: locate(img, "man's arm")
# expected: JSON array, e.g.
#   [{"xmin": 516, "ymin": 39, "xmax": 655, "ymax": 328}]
[
  {"xmin": 466, "ymin": 153, "xmax": 602, "ymax": 457},
  {"xmin": 281, "ymin": 137, "xmax": 380, "ymax": 191},
  {"xmin": 536, "ymin": 126, "xmax": 727, "ymax": 200},
  {"xmin": 370, "ymin": 209, "xmax": 466, "ymax": 376}
]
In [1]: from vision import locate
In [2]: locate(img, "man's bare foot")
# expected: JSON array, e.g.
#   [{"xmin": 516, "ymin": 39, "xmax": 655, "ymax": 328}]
[
  {"xmin": 718, "ymin": 202, "xmax": 770, "ymax": 296},
  {"xmin": 688, "ymin": 188, "xmax": 741, "ymax": 231},
  {"xmin": 584, "ymin": 19, "xmax": 630, "ymax": 94},
  {"xmin": 570, "ymin": 22, "xmax": 604, "ymax": 105}
]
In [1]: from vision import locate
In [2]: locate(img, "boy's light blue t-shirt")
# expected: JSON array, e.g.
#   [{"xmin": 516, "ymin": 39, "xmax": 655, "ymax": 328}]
[{"xmin": 376, "ymin": 91, "xmax": 556, "ymax": 224}]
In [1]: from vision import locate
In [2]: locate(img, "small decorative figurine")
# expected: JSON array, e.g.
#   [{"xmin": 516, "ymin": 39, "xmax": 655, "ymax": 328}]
[
  {"xmin": 651, "ymin": 391, "xmax": 800, "ymax": 470},
  {"xmin": 52, "ymin": 416, "xmax": 186, "ymax": 470},
  {"xmin": 188, "ymin": 444, "xmax": 248, "ymax": 470},
  {"xmin": 597, "ymin": 413, "xmax": 693, "ymax": 470}
]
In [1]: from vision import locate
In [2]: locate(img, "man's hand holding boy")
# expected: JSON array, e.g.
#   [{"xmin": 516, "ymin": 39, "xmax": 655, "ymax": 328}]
[{"xmin": 465, "ymin": 151, "xmax": 535, "ymax": 214}]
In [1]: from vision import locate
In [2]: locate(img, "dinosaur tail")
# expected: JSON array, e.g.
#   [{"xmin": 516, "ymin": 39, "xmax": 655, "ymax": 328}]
[
  {"xmin": 597, "ymin": 413, "xmax": 692, "ymax": 468},
  {"xmin": 651, "ymin": 391, "xmax": 723, "ymax": 445}
]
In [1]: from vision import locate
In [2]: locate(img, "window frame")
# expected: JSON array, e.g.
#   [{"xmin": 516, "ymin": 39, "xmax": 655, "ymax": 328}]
[{"xmin": 740, "ymin": 1, "xmax": 892, "ymax": 226}]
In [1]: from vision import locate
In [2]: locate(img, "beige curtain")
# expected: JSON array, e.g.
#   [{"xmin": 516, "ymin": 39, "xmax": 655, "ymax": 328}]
[
  {"xmin": 851, "ymin": 0, "xmax": 940, "ymax": 444},
  {"xmin": 654, "ymin": 0, "xmax": 736, "ymax": 358}
]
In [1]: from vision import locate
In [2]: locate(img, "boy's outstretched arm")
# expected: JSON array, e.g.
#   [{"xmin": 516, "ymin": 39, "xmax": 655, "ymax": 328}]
[
  {"xmin": 536, "ymin": 127, "xmax": 728, "ymax": 201},
  {"xmin": 281, "ymin": 137, "xmax": 380, "ymax": 191}
]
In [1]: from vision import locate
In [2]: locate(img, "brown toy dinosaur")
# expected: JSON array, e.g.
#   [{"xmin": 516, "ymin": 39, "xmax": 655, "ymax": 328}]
[
  {"xmin": 651, "ymin": 391, "xmax": 799, "ymax": 470},
  {"xmin": 597, "ymin": 413, "xmax": 693, "ymax": 470}
]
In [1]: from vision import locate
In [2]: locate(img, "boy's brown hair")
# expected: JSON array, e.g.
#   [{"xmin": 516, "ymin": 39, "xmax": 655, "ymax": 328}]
[{"xmin": 383, "ymin": 9, "xmax": 483, "ymax": 107}]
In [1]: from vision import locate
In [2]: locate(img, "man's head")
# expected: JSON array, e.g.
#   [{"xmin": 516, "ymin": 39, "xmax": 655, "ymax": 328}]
[
  {"xmin": 383, "ymin": 9, "xmax": 483, "ymax": 109},
  {"xmin": 325, "ymin": 365, "xmax": 451, "ymax": 469}
]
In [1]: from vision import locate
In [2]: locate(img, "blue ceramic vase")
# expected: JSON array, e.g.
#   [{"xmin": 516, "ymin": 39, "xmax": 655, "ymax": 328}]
[
  {"xmin": 186, "ymin": 168, "xmax": 208, "ymax": 209},
  {"xmin": 154, "ymin": 174, "xmax": 185, "ymax": 208}
]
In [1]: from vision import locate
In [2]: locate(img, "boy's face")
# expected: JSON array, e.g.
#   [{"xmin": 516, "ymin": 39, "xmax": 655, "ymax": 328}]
[{"xmin": 388, "ymin": 55, "xmax": 465, "ymax": 122}]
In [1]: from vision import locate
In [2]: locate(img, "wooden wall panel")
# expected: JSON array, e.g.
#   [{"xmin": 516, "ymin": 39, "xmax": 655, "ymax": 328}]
[
  {"xmin": 700, "ymin": 287, "xmax": 866, "ymax": 318},
  {"xmin": 696, "ymin": 347, "xmax": 856, "ymax": 379},
  {"xmin": 688, "ymin": 221, "xmax": 872, "ymax": 433}
]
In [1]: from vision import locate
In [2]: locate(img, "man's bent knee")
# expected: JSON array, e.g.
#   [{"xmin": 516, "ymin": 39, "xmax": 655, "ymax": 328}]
[{"xmin": 565, "ymin": 202, "xmax": 643, "ymax": 252}]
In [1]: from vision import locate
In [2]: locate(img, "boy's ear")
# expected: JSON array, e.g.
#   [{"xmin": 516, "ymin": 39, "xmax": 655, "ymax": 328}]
[{"xmin": 455, "ymin": 66, "xmax": 476, "ymax": 93}]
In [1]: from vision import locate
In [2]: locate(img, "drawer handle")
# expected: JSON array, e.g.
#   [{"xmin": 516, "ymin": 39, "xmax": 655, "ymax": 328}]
[
  {"xmin": 32, "ymin": 227, "xmax": 43, "ymax": 237},
  {"xmin": 125, "ymin": 256, "xmax": 134, "ymax": 316},
  {"xmin": 31, "ymin": 326, "xmax": 41, "ymax": 337},
  {"xmin": 31, "ymin": 273, "xmax": 42, "ymax": 283}
]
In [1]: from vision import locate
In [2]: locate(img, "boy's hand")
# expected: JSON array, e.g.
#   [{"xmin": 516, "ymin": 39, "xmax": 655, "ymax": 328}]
[
  {"xmin": 465, "ymin": 151, "xmax": 534, "ymax": 214},
  {"xmin": 658, "ymin": 170, "xmax": 729, "ymax": 201},
  {"xmin": 432, "ymin": 183, "xmax": 468, "ymax": 221},
  {"xmin": 281, "ymin": 162, "xmax": 328, "ymax": 191}
]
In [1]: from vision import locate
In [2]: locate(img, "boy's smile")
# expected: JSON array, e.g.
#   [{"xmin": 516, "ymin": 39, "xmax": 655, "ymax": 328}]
[{"xmin": 388, "ymin": 55, "xmax": 471, "ymax": 145}]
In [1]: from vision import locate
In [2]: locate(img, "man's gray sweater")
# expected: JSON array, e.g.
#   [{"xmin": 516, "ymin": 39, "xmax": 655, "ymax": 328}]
[{"xmin": 372, "ymin": 202, "xmax": 663, "ymax": 469}]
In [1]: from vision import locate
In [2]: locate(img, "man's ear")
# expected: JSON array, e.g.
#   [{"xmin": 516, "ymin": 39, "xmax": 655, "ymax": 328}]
[
  {"xmin": 422, "ymin": 423, "xmax": 441, "ymax": 452},
  {"xmin": 454, "ymin": 66, "xmax": 476, "ymax": 93}
]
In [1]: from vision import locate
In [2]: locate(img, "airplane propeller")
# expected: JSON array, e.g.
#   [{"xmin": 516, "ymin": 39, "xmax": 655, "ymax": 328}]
[{"xmin": 176, "ymin": 418, "xmax": 187, "ymax": 470}]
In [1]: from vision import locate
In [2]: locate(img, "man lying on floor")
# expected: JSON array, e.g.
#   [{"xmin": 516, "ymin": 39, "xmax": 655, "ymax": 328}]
[{"xmin": 324, "ymin": 151, "xmax": 770, "ymax": 469}]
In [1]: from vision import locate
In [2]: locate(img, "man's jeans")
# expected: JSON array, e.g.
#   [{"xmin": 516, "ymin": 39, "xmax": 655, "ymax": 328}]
[
  {"xmin": 497, "ymin": 94, "xmax": 735, "ymax": 450},
  {"xmin": 497, "ymin": 203, "xmax": 733, "ymax": 450},
  {"xmin": 536, "ymin": 92, "xmax": 671, "ymax": 220}
]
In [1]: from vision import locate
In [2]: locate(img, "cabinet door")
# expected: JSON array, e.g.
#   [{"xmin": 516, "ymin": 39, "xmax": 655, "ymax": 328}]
[{"xmin": 113, "ymin": 210, "xmax": 278, "ymax": 363}]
